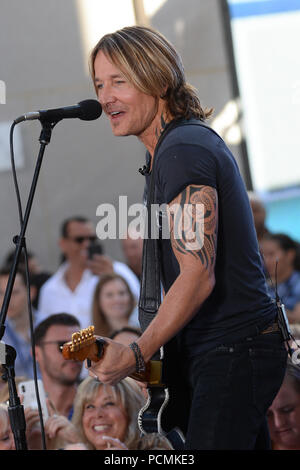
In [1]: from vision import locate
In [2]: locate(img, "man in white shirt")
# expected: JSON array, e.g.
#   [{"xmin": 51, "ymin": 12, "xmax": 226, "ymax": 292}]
[{"xmin": 38, "ymin": 216, "xmax": 140, "ymax": 329}]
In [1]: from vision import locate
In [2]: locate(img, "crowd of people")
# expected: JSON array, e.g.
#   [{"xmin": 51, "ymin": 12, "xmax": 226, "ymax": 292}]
[
  {"xmin": 248, "ymin": 193, "xmax": 300, "ymax": 450},
  {"xmin": 0, "ymin": 196, "xmax": 299, "ymax": 451},
  {"xmin": 0, "ymin": 215, "xmax": 151, "ymax": 450},
  {"xmin": 248, "ymin": 193, "xmax": 300, "ymax": 325}
]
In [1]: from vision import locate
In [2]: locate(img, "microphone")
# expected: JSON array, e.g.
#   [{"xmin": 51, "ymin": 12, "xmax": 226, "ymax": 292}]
[{"xmin": 14, "ymin": 99, "xmax": 102, "ymax": 124}]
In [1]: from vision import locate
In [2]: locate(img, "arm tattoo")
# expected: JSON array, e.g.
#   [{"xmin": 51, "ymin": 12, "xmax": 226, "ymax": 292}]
[{"xmin": 168, "ymin": 185, "xmax": 218, "ymax": 270}]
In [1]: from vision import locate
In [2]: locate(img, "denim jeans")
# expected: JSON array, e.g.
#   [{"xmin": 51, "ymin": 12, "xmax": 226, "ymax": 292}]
[{"xmin": 184, "ymin": 330, "xmax": 287, "ymax": 450}]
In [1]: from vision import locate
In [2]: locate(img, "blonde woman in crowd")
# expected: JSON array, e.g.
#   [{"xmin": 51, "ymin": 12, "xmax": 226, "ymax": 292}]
[
  {"xmin": 47, "ymin": 376, "xmax": 172, "ymax": 450},
  {"xmin": 70, "ymin": 376, "xmax": 172, "ymax": 450},
  {"xmin": 0, "ymin": 403, "xmax": 15, "ymax": 450}
]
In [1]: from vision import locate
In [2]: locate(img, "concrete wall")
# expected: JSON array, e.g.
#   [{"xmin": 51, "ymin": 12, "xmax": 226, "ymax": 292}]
[
  {"xmin": 0, "ymin": 0, "xmax": 242, "ymax": 273},
  {"xmin": 0, "ymin": 0, "xmax": 144, "ymax": 272}
]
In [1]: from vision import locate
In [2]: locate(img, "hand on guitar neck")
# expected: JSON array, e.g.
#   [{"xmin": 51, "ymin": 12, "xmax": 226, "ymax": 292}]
[{"xmin": 62, "ymin": 326, "xmax": 163, "ymax": 386}]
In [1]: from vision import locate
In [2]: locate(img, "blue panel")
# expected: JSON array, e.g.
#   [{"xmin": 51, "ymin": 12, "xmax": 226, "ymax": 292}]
[
  {"xmin": 265, "ymin": 196, "xmax": 300, "ymax": 242},
  {"xmin": 228, "ymin": 0, "xmax": 300, "ymax": 19}
]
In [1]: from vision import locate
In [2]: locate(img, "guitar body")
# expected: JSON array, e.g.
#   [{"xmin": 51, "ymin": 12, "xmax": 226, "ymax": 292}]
[{"xmin": 138, "ymin": 337, "xmax": 190, "ymax": 449}]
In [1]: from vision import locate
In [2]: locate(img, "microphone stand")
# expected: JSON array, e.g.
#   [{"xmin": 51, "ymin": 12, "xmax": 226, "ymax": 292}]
[
  {"xmin": 0, "ymin": 119, "xmax": 59, "ymax": 450},
  {"xmin": 0, "ymin": 344, "xmax": 27, "ymax": 450}
]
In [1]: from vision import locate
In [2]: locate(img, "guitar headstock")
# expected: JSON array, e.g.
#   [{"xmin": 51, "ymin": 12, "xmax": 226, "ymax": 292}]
[{"xmin": 62, "ymin": 325, "xmax": 97, "ymax": 361}]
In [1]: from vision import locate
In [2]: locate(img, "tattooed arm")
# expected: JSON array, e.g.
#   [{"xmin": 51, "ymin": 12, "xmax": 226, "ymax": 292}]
[
  {"xmin": 168, "ymin": 184, "xmax": 218, "ymax": 270},
  {"xmin": 136, "ymin": 184, "xmax": 218, "ymax": 362},
  {"xmin": 87, "ymin": 184, "xmax": 218, "ymax": 384}
]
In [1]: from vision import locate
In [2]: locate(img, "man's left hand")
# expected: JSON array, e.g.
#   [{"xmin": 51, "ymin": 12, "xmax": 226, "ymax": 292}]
[{"xmin": 86, "ymin": 338, "xmax": 136, "ymax": 385}]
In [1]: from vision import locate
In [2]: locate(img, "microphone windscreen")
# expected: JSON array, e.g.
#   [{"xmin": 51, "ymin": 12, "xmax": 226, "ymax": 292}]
[{"xmin": 78, "ymin": 99, "xmax": 102, "ymax": 121}]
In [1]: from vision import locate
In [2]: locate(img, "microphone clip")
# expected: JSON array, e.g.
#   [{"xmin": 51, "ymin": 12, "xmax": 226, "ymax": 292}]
[
  {"xmin": 138, "ymin": 162, "xmax": 151, "ymax": 176},
  {"xmin": 39, "ymin": 120, "xmax": 60, "ymax": 145}
]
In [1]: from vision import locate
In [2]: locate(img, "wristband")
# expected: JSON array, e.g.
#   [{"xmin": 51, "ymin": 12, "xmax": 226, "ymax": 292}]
[{"xmin": 129, "ymin": 342, "xmax": 146, "ymax": 374}]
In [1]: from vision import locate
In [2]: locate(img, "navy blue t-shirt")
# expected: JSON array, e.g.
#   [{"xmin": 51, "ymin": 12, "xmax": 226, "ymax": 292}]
[{"xmin": 144, "ymin": 119, "xmax": 276, "ymax": 357}]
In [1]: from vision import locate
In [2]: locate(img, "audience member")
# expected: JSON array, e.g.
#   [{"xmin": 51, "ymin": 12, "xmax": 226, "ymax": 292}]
[
  {"xmin": 0, "ymin": 403, "xmax": 15, "ymax": 450},
  {"xmin": 0, "ymin": 267, "xmax": 42, "ymax": 379},
  {"xmin": 0, "ymin": 373, "xmax": 43, "ymax": 449},
  {"xmin": 43, "ymin": 411, "xmax": 80, "ymax": 450},
  {"xmin": 0, "ymin": 375, "xmax": 28, "ymax": 404},
  {"xmin": 38, "ymin": 216, "xmax": 140, "ymax": 329},
  {"xmin": 49, "ymin": 376, "xmax": 172, "ymax": 450},
  {"xmin": 260, "ymin": 233, "xmax": 300, "ymax": 322},
  {"xmin": 0, "ymin": 366, "xmax": 5, "ymax": 398},
  {"xmin": 121, "ymin": 229, "xmax": 143, "ymax": 281},
  {"xmin": 110, "ymin": 326, "xmax": 141, "ymax": 345},
  {"xmin": 3, "ymin": 249, "xmax": 52, "ymax": 310},
  {"xmin": 92, "ymin": 274, "xmax": 138, "ymax": 337},
  {"xmin": 290, "ymin": 324, "xmax": 300, "ymax": 342},
  {"xmin": 30, "ymin": 273, "xmax": 52, "ymax": 310},
  {"xmin": 0, "ymin": 401, "xmax": 60, "ymax": 450},
  {"xmin": 4, "ymin": 249, "xmax": 45, "ymax": 277},
  {"xmin": 248, "ymin": 191, "xmax": 271, "ymax": 242},
  {"xmin": 34, "ymin": 313, "xmax": 83, "ymax": 420},
  {"xmin": 267, "ymin": 359, "xmax": 300, "ymax": 450}
]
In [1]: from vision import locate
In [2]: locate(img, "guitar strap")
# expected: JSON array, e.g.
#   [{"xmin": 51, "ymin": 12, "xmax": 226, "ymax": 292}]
[
  {"xmin": 138, "ymin": 167, "xmax": 161, "ymax": 339},
  {"xmin": 138, "ymin": 119, "xmax": 182, "ymax": 360}
]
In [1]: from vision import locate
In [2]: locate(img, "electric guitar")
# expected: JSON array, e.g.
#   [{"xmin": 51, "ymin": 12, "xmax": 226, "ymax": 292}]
[{"xmin": 62, "ymin": 326, "xmax": 187, "ymax": 449}]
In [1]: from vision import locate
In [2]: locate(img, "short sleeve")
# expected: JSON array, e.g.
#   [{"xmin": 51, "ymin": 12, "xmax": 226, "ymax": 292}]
[{"xmin": 155, "ymin": 143, "xmax": 217, "ymax": 204}]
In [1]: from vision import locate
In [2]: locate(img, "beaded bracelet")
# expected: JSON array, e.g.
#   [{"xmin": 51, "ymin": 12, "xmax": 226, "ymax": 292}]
[{"xmin": 129, "ymin": 342, "xmax": 146, "ymax": 374}]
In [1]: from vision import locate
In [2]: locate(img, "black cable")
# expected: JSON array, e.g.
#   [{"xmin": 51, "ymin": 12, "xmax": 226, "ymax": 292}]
[
  {"xmin": 9, "ymin": 122, "xmax": 23, "ymax": 226},
  {"xmin": 274, "ymin": 258, "xmax": 280, "ymax": 303},
  {"xmin": 9, "ymin": 122, "xmax": 47, "ymax": 449}
]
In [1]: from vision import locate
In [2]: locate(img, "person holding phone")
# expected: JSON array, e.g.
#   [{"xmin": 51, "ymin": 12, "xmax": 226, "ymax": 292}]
[{"xmin": 38, "ymin": 216, "xmax": 140, "ymax": 329}]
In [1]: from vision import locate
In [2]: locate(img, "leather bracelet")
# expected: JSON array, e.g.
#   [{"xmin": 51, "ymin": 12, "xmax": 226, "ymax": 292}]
[{"xmin": 129, "ymin": 342, "xmax": 146, "ymax": 374}]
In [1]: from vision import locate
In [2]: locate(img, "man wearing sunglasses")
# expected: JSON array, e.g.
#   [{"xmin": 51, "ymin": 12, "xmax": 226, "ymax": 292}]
[
  {"xmin": 34, "ymin": 313, "xmax": 82, "ymax": 420},
  {"xmin": 38, "ymin": 216, "xmax": 140, "ymax": 329}
]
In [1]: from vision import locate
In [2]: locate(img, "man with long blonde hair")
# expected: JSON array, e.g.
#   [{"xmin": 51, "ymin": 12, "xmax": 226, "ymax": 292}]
[{"xmin": 87, "ymin": 26, "xmax": 287, "ymax": 449}]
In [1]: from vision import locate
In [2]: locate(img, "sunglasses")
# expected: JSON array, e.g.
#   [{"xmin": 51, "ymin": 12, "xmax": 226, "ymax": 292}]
[
  {"xmin": 66, "ymin": 235, "xmax": 97, "ymax": 244},
  {"xmin": 39, "ymin": 340, "xmax": 66, "ymax": 353}
]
